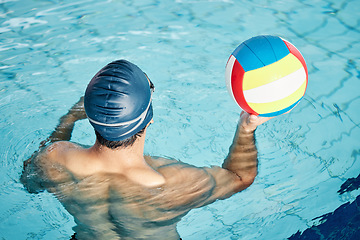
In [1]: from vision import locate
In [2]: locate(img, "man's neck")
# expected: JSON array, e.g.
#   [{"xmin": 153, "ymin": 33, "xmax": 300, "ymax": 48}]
[
  {"xmin": 88, "ymin": 136, "xmax": 147, "ymax": 172},
  {"xmin": 87, "ymin": 138, "xmax": 165, "ymax": 187}
]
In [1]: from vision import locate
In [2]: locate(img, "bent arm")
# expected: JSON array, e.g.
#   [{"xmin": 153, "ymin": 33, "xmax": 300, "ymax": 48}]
[
  {"xmin": 21, "ymin": 97, "xmax": 86, "ymax": 193},
  {"xmin": 144, "ymin": 113, "xmax": 274, "ymax": 210},
  {"xmin": 198, "ymin": 112, "xmax": 273, "ymax": 205},
  {"xmin": 223, "ymin": 112, "xmax": 273, "ymax": 189},
  {"xmin": 222, "ymin": 114, "xmax": 258, "ymax": 189}
]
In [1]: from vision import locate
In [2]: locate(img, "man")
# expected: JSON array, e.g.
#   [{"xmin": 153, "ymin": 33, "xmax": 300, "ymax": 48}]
[{"xmin": 21, "ymin": 60, "xmax": 273, "ymax": 240}]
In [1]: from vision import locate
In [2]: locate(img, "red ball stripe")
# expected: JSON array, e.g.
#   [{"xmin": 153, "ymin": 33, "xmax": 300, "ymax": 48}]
[{"xmin": 231, "ymin": 58, "xmax": 258, "ymax": 115}]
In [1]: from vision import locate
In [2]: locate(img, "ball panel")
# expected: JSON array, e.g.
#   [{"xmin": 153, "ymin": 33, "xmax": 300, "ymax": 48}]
[
  {"xmin": 232, "ymin": 43, "xmax": 266, "ymax": 72},
  {"xmin": 242, "ymin": 53, "xmax": 304, "ymax": 91},
  {"xmin": 244, "ymin": 35, "xmax": 290, "ymax": 67},
  {"xmin": 263, "ymin": 35, "xmax": 290, "ymax": 61},
  {"xmin": 283, "ymin": 39, "xmax": 308, "ymax": 79},
  {"xmin": 230, "ymin": 58, "xmax": 258, "ymax": 115},
  {"xmin": 247, "ymin": 79, "xmax": 307, "ymax": 114},
  {"xmin": 243, "ymin": 67, "xmax": 307, "ymax": 103},
  {"xmin": 225, "ymin": 55, "xmax": 237, "ymax": 103},
  {"xmin": 284, "ymin": 41, "xmax": 308, "ymax": 98}
]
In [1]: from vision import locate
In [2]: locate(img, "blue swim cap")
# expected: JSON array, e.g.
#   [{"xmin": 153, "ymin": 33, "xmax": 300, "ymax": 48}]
[{"xmin": 84, "ymin": 60, "xmax": 153, "ymax": 141}]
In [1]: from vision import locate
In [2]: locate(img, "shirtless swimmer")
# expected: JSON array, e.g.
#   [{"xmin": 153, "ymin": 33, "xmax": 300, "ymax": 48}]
[{"xmin": 21, "ymin": 60, "xmax": 274, "ymax": 240}]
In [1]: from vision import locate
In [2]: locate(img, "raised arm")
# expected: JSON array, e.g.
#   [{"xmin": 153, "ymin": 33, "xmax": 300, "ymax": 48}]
[
  {"xmin": 194, "ymin": 112, "xmax": 273, "ymax": 206},
  {"xmin": 222, "ymin": 112, "xmax": 273, "ymax": 189}
]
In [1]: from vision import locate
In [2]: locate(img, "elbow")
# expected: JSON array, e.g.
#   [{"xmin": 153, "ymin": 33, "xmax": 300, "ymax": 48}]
[
  {"xmin": 20, "ymin": 156, "xmax": 45, "ymax": 194},
  {"xmin": 20, "ymin": 172, "xmax": 45, "ymax": 194},
  {"xmin": 241, "ymin": 175, "xmax": 256, "ymax": 189},
  {"xmin": 236, "ymin": 171, "xmax": 257, "ymax": 191}
]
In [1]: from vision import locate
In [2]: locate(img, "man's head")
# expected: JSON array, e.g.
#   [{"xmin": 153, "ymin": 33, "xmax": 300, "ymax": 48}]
[{"xmin": 84, "ymin": 60, "xmax": 153, "ymax": 147}]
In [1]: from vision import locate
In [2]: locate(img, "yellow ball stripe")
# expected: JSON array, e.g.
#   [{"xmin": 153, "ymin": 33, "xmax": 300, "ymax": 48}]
[{"xmin": 243, "ymin": 53, "xmax": 303, "ymax": 91}]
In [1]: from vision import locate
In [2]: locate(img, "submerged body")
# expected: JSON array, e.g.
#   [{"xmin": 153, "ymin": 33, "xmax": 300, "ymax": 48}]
[
  {"xmin": 21, "ymin": 60, "xmax": 273, "ymax": 239},
  {"xmin": 23, "ymin": 141, "xmax": 248, "ymax": 240}
]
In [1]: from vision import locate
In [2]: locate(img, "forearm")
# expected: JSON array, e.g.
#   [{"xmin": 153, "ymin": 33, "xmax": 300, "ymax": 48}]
[
  {"xmin": 222, "ymin": 118, "xmax": 258, "ymax": 187},
  {"xmin": 48, "ymin": 113, "xmax": 77, "ymax": 142},
  {"xmin": 41, "ymin": 97, "xmax": 86, "ymax": 147}
]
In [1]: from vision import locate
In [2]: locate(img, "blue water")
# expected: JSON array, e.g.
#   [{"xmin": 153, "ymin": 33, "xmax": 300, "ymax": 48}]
[{"xmin": 0, "ymin": 0, "xmax": 359, "ymax": 239}]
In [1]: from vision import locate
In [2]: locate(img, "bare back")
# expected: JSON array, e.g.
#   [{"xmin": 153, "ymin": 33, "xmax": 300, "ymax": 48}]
[
  {"xmin": 20, "ymin": 70, "xmax": 269, "ymax": 240},
  {"xmin": 22, "ymin": 142, "xmax": 243, "ymax": 240}
]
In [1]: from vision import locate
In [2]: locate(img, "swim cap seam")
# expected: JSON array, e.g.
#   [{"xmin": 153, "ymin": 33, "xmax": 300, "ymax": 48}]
[
  {"xmin": 87, "ymin": 99, "xmax": 151, "ymax": 127},
  {"xmin": 85, "ymin": 59, "xmax": 153, "ymax": 141}
]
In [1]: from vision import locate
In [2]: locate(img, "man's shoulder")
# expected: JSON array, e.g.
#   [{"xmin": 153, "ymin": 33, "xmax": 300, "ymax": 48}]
[
  {"xmin": 34, "ymin": 141, "xmax": 85, "ymax": 179},
  {"xmin": 47, "ymin": 141, "xmax": 81, "ymax": 151},
  {"xmin": 42, "ymin": 141, "xmax": 82, "ymax": 163},
  {"xmin": 145, "ymin": 156, "xmax": 179, "ymax": 168},
  {"xmin": 21, "ymin": 141, "xmax": 82, "ymax": 192},
  {"xmin": 146, "ymin": 156, "xmax": 206, "ymax": 175}
]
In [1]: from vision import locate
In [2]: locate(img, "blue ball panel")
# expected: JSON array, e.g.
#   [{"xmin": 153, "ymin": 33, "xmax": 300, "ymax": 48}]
[
  {"xmin": 232, "ymin": 35, "xmax": 290, "ymax": 72},
  {"xmin": 263, "ymin": 35, "xmax": 290, "ymax": 61},
  {"xmin": 245, "ymin": 35, "xmax": 290, "ymax": 67},
  {"xmin": 232, "ymin": 43, "xmax": 265, "ymax": 72},
  {"xmin": 244, "ymin": 36, "xmax": 277, "ymax": 68}
]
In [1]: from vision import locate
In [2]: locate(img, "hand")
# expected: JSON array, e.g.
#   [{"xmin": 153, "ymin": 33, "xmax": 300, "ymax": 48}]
[{"xmin": 239, "ymin": 111, "xmax": 274, "ymax": 133}]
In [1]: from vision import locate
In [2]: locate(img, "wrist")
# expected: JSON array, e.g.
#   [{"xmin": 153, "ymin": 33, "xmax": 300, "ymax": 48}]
[
  {"xmin": 241, "ymin": 127, "xmax": 255, "ymax": 135},
  {"xmin": 239, "ymin": 122, "xmax": 256, "ymax": 134}
]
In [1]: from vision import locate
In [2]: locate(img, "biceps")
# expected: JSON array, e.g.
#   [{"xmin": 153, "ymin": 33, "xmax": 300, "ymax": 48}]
[
  {"xmin": 203, "ymin": 166, "xmax": 243, "ymax": 201},
  {"xmin": 157, "ymin": 164, "xmax": 242, "ymax": 209},
  {"xmin": 178, "ymin": 167, "xmax": 242, "ymax": 209}
]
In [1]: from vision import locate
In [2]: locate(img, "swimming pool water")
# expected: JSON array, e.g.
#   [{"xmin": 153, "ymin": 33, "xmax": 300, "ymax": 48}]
[{"xmin": 0, "ymin": 0, "xmax": 359, "ymax": 239}]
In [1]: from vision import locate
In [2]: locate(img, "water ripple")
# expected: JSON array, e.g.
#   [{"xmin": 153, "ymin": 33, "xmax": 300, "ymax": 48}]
[{"xmin": 0, "ymin": 0, "xmax": 359, "ymax": 239}]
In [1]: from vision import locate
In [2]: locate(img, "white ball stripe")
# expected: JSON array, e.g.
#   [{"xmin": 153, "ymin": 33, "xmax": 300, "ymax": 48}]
[
  {"xmin": 225, "ymin": 55, "xmax": 237, "ymax": 103},
  {"xmin": 243, "ymin": 67, "xmax": 306, "ymax": 104}
]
